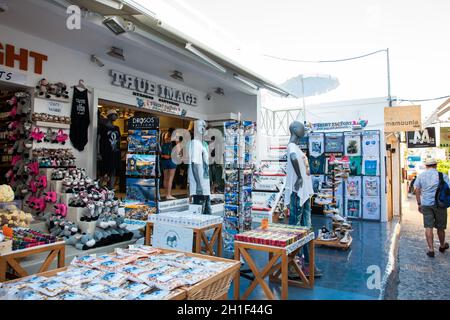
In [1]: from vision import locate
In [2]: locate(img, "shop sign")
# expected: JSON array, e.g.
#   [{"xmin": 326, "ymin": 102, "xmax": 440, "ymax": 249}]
[
  {"xmin": 311, "ymin": 120, "xmax": 368, "ymax": 131},
  {"xmin": 128, "ymin": 115, "xmax": 159, "ymax": 130},
  {"xmin": 136, "ymin": 97, "xmax": 187, "ymax": 117},
  {"xmin": 384, "ymin": 105, "xmax": 421, "ymax": 132},
  {"xmin": 0, "ymin": 42, "xmax": 48, "ymax": 75},
  {"xmin": 152, "ymin": 223, "xmax": 193, "ymax": 253},
  {"xmin": 439, "ymin": 127, "xmax": 450, "ymax": 148},
  {"xmin": 110, "ymin": 70, "xmax": 198, "ymax": 106},
  {"xmin": 0, "ymin": 68, "xmax": 26, "ymax": 85},
  {"xmin": 406, "ymin": 127, "xmax": 436, "ymax": 148}
]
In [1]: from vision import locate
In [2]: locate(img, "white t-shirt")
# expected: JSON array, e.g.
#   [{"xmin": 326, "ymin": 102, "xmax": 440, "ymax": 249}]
[
  {"xmin": 284, "ymin": 143, "xmax": 314, "ymax": 206},
  {"xmin": 188, "ymin": 139, "xmax": 211, "ymax": 196}
]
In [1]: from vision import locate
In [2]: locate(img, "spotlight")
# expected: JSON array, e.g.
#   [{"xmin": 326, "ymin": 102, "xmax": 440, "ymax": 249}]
[
  {"xmin": 103, "ymin": 16, "xmax": 134, "ymax": 35},
  {"xmin": 214, "ymin": 88, "xmax": 225, "ymax": 96},
  {"xmin": 170, "ymin": 71, "xmax": 184, "ymax": 82},
  {"xmin": 107, "ymin": 47, "xmax": 125, "ymax": 61},
  {"xmin": 0, "ymin": 0, "xmax": 8, "ymax": 13},
  {"xmin": 91, "ymin": 55, "xmax": 105, "ymax": 67}
]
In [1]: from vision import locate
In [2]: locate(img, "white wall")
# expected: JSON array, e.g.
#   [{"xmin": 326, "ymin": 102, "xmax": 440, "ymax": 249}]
[{"xmin": 0, "ymin": 24, "xmax": 258, "ymax": 176}]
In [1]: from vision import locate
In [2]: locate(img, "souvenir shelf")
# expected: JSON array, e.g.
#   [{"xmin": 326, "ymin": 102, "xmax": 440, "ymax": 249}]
[
  {"xmin": 124, "ymin": 116, "xmax": 160, "ymax": 221},
  {"xmin": 252, "ymin": 160, "xmax": 287, "ymax": 223},
  {"xmin": 223, "ymin": 121, "xmax": 255, "ymax": 252}
]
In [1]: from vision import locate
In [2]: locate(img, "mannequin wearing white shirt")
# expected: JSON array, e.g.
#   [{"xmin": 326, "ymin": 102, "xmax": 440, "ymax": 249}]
[
  {"xmin": 285, "ymin": 121, "xmax": 322, "ymax": 278},
  {"xmin": 188, "ymin": 120, "xmax": 212, "ymax": 214}
]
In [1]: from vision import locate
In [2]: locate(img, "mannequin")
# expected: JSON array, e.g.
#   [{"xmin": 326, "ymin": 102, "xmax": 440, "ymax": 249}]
[
  {"xmin": 188, "ymin": 120, "xmax": 212, "ymax": 214},
  {"xmin": 98, "ymin": 109, "xmax": 121, "ymax": 189},
  {"xmin": 284, "ymin": 121, "xmax": 322, "ymax": 278}
]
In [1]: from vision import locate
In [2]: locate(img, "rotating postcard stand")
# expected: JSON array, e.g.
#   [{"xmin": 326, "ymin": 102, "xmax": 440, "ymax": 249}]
[
  {"xmin": 124, "ymin": 115, "xmax": 160, "ymax": 226},
  {"xmin": 223, "ymin": 121, "xmax": 255, "ymax": 253}
]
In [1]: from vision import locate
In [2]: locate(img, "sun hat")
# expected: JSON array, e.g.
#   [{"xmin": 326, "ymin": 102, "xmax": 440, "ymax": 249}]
[
  {"xmin": 106, "ymin": 109, "xmax": 118, "ymax": 117},
  {"xmin": 425, "ymin": 158, "xmax": 437, "ymax": 166}
]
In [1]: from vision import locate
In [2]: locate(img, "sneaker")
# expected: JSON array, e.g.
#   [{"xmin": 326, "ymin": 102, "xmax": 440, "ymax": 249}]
[
  {"xmin": 439, "ymin": 242, "xmax": 449, "ymax": 253},
  {"xmin": 427, "ymin": 251, "xmax": 435, "ymax": 258},
  {"xmin": 331, "ymin": 213, "xmax": 346, "ymax": 222},
  {"xmin": 319, "ymin": 230, "xmax": 337, "ymax": 241},
  {"xmin": 340, "ymin": 231, "xmax": 351, "ymax": 244}
]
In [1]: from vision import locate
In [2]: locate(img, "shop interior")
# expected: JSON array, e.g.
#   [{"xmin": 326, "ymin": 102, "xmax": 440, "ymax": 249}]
[{"xmin": 97, "ymin": 100, "xmax": 193, "ymax": 201}]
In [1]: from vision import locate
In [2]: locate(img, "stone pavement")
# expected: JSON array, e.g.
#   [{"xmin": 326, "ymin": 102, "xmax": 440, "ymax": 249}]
[{"xmin": 397, "ymin": 196, "xmax": 450, "ymax": 300}]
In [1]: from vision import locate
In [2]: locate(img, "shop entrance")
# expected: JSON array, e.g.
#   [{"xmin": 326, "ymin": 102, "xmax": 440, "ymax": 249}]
[{"xmin": 96, "ymin": 99, "xmax": 192, "ymax": 201}]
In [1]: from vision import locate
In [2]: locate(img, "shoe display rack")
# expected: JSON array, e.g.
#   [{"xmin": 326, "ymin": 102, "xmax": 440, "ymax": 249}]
[
  {"xmin": 223, "ymin": 121, "xmax": 255, "ymax": 252},
  {"xmin": 124, "ymin": 115, "xmax": 160, "ymax": 221},
  {"xmin": 314, "ymin": 155, "xmax": 353, "ymax": 250}
]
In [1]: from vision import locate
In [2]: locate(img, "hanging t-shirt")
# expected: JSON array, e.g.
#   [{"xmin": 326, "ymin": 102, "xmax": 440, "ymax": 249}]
[
  {"xmin": 349, "ymin": 156, "xmax": 362, "ymax": 175},
  {"xmin": 345, "ymin": 133, "xmax": 362, "ymax": 156},
  {"xmin": 362, "ymin": 133, "xmax": 380, "ymax": 158},
  {"xmin": 310, "ymin": 155, "xmax": 325, "ymax": 174},
  {"xmin": 188, "ymin": 139, "xmax": 211, "ymax": 196},
  {"xmin": 324, "ymin": 133, "xmax": 344, "ymax": 154},
  {"xmin": 363, "ymin": 158, "xmax": 379, "ymax": 176},
  {"xmin": 70, "ymin": 87, "xmax": 90, "ymax": 151},
  {"xmin": 99, "ymin": 124, "xmax": 121, "ymax": 175},
  {"xmin": 285, "ymin": 143, "xmax": 314, "ymax": 207},
  {"xmin": 308, "ymin": 133, "xmax": 324, "ymax": 157}
]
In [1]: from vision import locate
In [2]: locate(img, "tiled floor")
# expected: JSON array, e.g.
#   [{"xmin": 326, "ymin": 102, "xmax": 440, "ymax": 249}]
[
  {"xmin": 226, "ymin": 215, "xmax": 399, "ymax": 300},
  {"xmin": 397, "ymin": 196, "xmax": 450, "ymax": 300}
]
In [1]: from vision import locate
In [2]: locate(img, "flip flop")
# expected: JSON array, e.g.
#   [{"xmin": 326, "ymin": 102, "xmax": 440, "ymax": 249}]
[{"xmin": 439, "ymin": 242, "xmax": 449, "ymax": 253}]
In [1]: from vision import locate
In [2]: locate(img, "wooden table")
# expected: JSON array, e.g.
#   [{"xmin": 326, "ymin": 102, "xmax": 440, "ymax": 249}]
[
  {"xmin": 1, "ymin": 248, "xmax": 240, "ymax": 300},
  {"xmin": 0, "ymin": 241, "xmax": 65, "ymax": 282},
  {"xmin": 145, "ymin": 222, "xmax": 223, "ymax": 257},
  {"xmin": 234, "ymin": 232, "xmax": 315, "ymax": 300}
]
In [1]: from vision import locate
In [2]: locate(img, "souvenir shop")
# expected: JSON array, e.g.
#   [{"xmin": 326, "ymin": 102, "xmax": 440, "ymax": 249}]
[
  {"xmin": 257, "ymin": 96, "xmax": 400, "ymax": 228},
  {"xmin": 0, "ymin": 0, "xmax": 285, "ymax": 300}
]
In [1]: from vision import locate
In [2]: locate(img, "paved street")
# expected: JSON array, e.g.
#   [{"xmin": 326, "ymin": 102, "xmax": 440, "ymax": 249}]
[{"xmin": 397, "ymin": 196, "xmax": 450, "ymax": 300}]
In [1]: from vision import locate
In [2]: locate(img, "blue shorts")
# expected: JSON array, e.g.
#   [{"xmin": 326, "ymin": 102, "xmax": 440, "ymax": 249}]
[{"xmin": 162, "ymin": 159, "xmax": 177, "ymax": 170}]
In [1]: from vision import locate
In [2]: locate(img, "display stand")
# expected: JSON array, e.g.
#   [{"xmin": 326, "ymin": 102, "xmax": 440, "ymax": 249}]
[
  {"xmin": 125, "ymin": 115, "xmax": 160, "ymax": 220},
  {"xmin": 2, "ymin": 248, "xmax": 240, "ymax": 300},
  {"xmin": 234, "ymin": 232, "xmax": 315, "ymax": 300},
  {"xmin": 315, "ymin": 237, "xmax": 352, "ymax": 250},
  {"xmin": 144, "ymin": 222, "xmax": 223, "ymax": 257},
  {"xmin": 223, "ymin": 121, "xmax": 255, "ymax": 252},
  {"xmin": 316, "ymin": 157, "xmax": 353, "ymax": 249},
  {"xmin": 0, "ymin": 241, "xmax": 65, "ymax": 282}
]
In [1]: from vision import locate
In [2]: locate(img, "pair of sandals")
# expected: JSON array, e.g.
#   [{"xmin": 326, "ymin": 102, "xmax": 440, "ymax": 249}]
[{"xmin": 427, "ymin": 242, "xmax": 449, "ymax": 257}]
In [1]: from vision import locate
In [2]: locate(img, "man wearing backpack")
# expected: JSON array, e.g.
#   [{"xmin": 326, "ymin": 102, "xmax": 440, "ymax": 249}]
[{"xmin": 414, "ymin": 158, "xmax": 450, "ymax": 257}]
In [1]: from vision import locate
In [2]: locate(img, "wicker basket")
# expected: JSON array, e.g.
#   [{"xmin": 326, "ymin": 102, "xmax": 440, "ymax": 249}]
[{"xmin": 185, "ymin": 262, "xmax": 240, "ymax": 300}]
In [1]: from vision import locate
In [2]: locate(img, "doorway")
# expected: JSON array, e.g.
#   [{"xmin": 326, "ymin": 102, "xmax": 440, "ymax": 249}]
[{"xmin": 96, "ymin": 99, "xmax": 192, "ymax": 201}]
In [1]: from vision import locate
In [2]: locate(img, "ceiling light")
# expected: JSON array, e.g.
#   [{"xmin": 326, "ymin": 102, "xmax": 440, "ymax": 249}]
[
  {"xmin": 0, "ymin": 0, "xmax": 7, "ymax": 13},
  {"xmin": 91, "ymin": 55, "xmax": 105, "ymax": 67},
  {"xmin": 214, "ymin": 88, "xmax": 225, "ymax": 96},
  {"xmin": 233, "ymin": 73, "xmax": 258, "ymax": 90},
  {"xmin": 107, "ymin": 47, "xmax": 125, "ymax": 60},
  {"xmin": 103, "ymin": 16, "xmax": 128, "ymax": 35},
  {"xmin": 94, "ymin": 0, "xmax": 124, "ymax": 10},
  {"xmin": 185, "ymin": 43, "xmax": 227, "ymax": 73},
  {"xmin": 264, "ymin": 84, "xmax": 290, "ymax": 97},
  {"xmin": 170, "ymin": 71, "xmax": 184, "ymax": 82}
]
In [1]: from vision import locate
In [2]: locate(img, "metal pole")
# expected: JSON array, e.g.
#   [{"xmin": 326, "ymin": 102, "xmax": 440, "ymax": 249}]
[
  {"xmin": 386, "ymin": 48, "xmax": 392, "ymax": 106},
  {"xmin": 301, "ymin": 75, "xmax": 306, "ymax": 121}
]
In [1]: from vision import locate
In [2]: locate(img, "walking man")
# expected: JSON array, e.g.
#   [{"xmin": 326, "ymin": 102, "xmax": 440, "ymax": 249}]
[{"xmin": 414, "ymin": 158, "xmax": 450, "ymax": 257}]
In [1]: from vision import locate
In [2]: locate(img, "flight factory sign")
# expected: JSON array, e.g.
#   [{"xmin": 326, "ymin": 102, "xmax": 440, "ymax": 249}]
[{"xmin": 110, "ymin": 70, "xmax": 198, "ymax": 106}]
